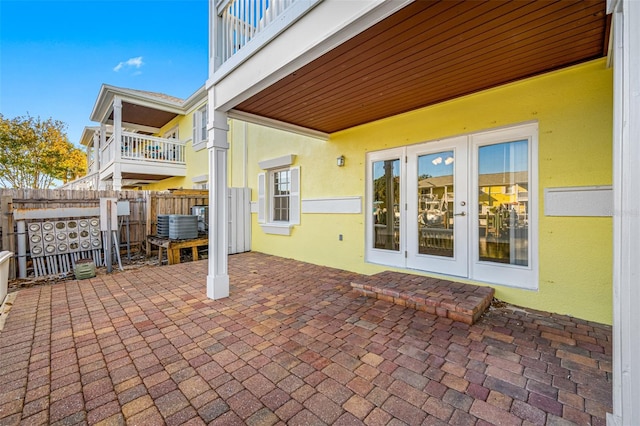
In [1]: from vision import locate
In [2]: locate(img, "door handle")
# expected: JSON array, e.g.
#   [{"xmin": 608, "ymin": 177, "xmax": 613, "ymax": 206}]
[{"xmin": 453, "ymin": 212, "xmax": 466, "ymax": 216}]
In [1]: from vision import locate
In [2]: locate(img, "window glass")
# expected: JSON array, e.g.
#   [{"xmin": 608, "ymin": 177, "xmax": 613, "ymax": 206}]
[
  {"xmin": 478, "ymin": 140, "xmax": 529, "ymax": 266},
  {"xmin": 417, "ymin": 151, "xmax": 454, "ymax": 257},
  {"xmin": 272, "ymin": 169, "xmax": 290, "ymax": 222},
  {"xmin": 372, "ymin": 159, "xmax": 400, "ymax": 251}
]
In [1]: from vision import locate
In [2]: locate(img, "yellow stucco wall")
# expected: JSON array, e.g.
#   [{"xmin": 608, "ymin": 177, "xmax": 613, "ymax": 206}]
[
  {"xmin": 144, "ymin": 102, "xmax": 209, "ymax": 191},
  {"xmin": 230, "ymin": 59, "xmax": 613, "ymax": 324}
]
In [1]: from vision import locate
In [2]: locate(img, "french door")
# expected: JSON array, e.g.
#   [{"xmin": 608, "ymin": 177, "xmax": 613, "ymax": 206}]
[
  {"xmin": 366, "ymin": 123, "xmax": 538, "ymax": 289},
  {"xmin": 366, "ymin": 138, "xmax": 468, "ymax": 277}
]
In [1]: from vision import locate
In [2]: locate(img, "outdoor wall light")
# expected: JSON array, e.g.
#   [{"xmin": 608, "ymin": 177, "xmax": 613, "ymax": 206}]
[{"xmin": 337, "ymin": 155, "xmax": 345, "ymax": 167}]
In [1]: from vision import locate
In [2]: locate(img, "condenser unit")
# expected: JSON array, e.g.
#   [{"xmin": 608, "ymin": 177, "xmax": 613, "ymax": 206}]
[
  {"xmin": 168, "ymin": 215, "xmax": 198, "ymax": 240},
  {"xmin": 191, "ymin": 206, "xmax": 208, "ymax": 232},
  {"xmin": 157, "ymin": 215, "xmax": 170, "ymax": 237}
]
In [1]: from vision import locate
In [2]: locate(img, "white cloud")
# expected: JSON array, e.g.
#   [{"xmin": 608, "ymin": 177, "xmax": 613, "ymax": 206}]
[{"xmin": 113, "ymin": 56, "xmax": 144, "ymax": 72}]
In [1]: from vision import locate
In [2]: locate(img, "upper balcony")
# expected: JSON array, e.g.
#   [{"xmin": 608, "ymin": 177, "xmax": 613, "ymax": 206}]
[
  {"xmin": 64, "ymin": 84, "xmax": 207, "ymax": 190},
  {"xmin": 100, "ymin": 131, "xmax": 187, "ymax": 185},
  {"xmin": 208, "ymin": 0, "xmax": 610, "ymax": 135}
]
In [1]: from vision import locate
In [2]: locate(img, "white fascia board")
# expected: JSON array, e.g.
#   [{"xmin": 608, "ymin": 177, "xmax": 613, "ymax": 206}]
[
  {"xmin": 228, "ymin": 110, "xmax": 328, "ymax": 141},
  {"xmin": 186, "ymin": 100, "xmax": 208, "ymax": 117},
  {"xmin": 183, "ymin": 86, "xmax": 207, "ymax": 111},
  {"xmin": 120, "ymin": 161, "xmax": 186, "ymax": 177},
  {"xmin": 90, "ymin": 84, "xmax": 112, "ymax": 123},
  {"xmin": 209, "ymin": 0, "xmax": 413, "ymax": 110},
  {"xmin": 80, "ymin": 126, "xmax": 100, "ymax": 147}
]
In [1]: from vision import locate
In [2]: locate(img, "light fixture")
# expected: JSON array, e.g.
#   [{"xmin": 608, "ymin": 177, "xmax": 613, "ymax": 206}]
[{"xmin": 337, "ymin": 155, "xmax": 345, "ymax": 167}]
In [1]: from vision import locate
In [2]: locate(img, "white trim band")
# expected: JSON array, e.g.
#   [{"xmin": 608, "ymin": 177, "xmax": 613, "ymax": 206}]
[
  {"xmin": 544, "ymin": 186, "xmax": 613, "ymax": 217},
  {"xmin": 301, "ymin": 196, "xmax": 362, "ymax": 214}
]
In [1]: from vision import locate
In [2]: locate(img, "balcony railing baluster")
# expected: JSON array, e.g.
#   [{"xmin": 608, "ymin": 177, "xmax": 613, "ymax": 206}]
[
  {"xmin": 219, "ymin": 0, "xmax": 299, "ymax": 62},
  {"xmin": 101, "ymin": 131, "xmax": 186, "ymax": 165}
]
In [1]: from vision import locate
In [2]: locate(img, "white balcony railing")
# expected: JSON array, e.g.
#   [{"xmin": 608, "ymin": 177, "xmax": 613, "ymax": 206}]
[
  {"xmin": 120, "ymin": 132, "xmax": 186, "ymax": 163},
  {"xmin": 101, "ymin": 131, "xmax": 187, "ymax": 168},
  {"xmin": 102, "ymin": 134, "xmax": 115, "ymax": 166},
  {"xmin": 219, "ymin": 0, "xmax": 298, "ymax": 62},
  {"xmin": 59, "ymin": 171, "xmax": 99, "ymax": 190}
]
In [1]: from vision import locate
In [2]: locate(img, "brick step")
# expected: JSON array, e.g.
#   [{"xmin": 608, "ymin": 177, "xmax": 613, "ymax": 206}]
[{"xmin": 351, "ymin": 271, "xmax": 495, "ymax": 325}]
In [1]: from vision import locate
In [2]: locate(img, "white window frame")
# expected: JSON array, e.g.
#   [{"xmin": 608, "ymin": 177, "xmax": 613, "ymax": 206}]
[
  {"xmin": 270, "ymin": 168, "xmax": 292, "ymax": 222},
  {"xmin": 257, "ymin": 155, "xmax": 300, "ymax": 235},
  {"xmin": 469, "ymin": 122, "xmax": 538, "ymax": 290},
  {"xmin": 192, "ymin": 104, "xmax": 208, "ymax": 150},
  {"xmin": 192, "ymin": 174, "xmax": 208, "ymax": 190}
]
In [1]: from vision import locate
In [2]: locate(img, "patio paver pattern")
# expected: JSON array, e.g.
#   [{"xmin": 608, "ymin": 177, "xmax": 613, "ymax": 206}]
[{"xmin": 0, "ymin": 252, "xmax": 612, "ymax": 425}]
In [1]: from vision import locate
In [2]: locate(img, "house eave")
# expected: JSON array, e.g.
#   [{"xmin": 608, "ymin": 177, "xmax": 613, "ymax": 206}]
[{"xmin": 90, "ymin": 84, "xmax": 186, "ymax": 124}]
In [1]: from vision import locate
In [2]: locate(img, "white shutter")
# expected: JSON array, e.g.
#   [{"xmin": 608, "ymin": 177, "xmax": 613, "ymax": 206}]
[
  {"xmin": 192, "ymin": 111, "xmax": 197, "ymax": 143},
  {"xmin": 289, "ymin": 167, "xmax": 300, "ymax": 225},
  {"xmin": 257, "ymin": 173, "xmax": 266, "ymax": 223},
  {"xmin": 204, "ymin": 105, "xmax": 209, "ymax": 140}
]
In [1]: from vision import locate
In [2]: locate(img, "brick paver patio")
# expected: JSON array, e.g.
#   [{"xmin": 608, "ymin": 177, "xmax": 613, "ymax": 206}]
[{"xmin": 0, "ymin": 252, "xmax": 612, "ymax": 425}]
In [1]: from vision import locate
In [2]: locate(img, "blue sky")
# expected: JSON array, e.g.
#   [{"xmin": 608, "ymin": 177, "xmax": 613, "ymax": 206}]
[{"xmin": 0, "ymin": 0, "xmax": 209, "ymax": 145}]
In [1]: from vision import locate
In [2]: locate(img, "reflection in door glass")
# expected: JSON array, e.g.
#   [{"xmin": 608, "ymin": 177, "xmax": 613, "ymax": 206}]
[
  {"xmin": 372, "ymin": 159, "xmax": 400, "ymax": 251},
  {"xmin": 478, "ymin": 140, "xmax": 528, "ymax": 266},
  {"xmin": 417, "ymin": 151, "xmax": 454, "ymax": 257}
]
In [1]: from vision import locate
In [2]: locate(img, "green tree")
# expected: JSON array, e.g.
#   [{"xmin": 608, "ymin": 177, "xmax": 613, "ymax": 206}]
[{"xmin": 0, "ymin": 114, "xmax": 87, "ymax": 188}]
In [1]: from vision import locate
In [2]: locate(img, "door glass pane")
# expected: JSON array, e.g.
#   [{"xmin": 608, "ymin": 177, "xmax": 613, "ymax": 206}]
[
  {"xmin": 417, "ymin": 151, "xmax": 454, "ymax": 257},
  {"xmin": 372, "ymin": 159, "xmax": 400, "ymax": 251},
  {"xmin": 478, "ymin": 140, "xmax": 528, "ymax": 266}
]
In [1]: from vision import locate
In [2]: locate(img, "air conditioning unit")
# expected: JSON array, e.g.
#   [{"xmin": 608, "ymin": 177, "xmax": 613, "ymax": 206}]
[
  {"xmin": 156, "ymin": 215, "xmax": 170, "ymax": 237},
  {"xmin": 191, "ymin": 206, "xmax": 208, "ymax": 232},
  {"xmin": 168, "ymin": 215, "xmax": 198, "ymax": 240}
]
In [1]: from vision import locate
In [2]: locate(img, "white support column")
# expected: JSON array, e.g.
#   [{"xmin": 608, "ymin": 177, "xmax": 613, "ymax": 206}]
[
  {"xmin": 207, "ymin": 88, "xmax": 230, "ymax": 300},
  {"xmin": 112, "ymin": 97, "xmax": 123, "ymax": 191},
  {"xmin": 98, "ymin": 124, "xmax": 107, "ymax": 190},
  {"xmin": 92, "ymin": 130, "xmax": 99, "ymax": 174},
  {"xmin": 609, "ymin": 0, "xmax": 640, "ymax": 425}
]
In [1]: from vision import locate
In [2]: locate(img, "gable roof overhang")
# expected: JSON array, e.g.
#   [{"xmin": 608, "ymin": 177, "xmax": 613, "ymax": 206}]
[
  {"xmin": 90, "ymin": 84, "xmax": 189, "ymax": 133},
  {"xmin": 228, "ymin": 0, "xmax": 610, "ymax": 134},
  {"xmin": 79, "ymin": 126, "xmax": 103, "ymax": 147}
]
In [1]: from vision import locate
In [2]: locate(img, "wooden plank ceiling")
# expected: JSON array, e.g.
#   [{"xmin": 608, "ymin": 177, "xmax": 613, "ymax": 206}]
[
  {"xmin": 108, "ymin": 103, "xmax": 179, "ymax": 132},
  {"xmin": 235, "ymin": 0, "xmax": 608, "ymax": 134}
]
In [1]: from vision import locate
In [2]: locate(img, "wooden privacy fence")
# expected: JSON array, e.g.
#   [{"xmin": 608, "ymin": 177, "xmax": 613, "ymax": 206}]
[{"xmin": 0, "ymin": 189, "xmax": 220, "ymax": 279}]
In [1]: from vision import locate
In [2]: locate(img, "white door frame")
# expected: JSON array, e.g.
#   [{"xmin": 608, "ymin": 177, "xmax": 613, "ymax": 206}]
[{"xmin": 406, "ymin": 137, "xmax": 469, "ymax": 277}]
